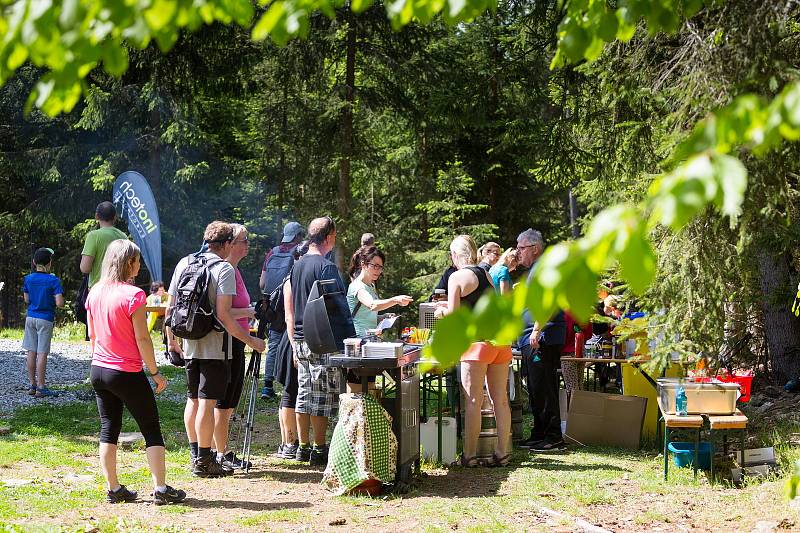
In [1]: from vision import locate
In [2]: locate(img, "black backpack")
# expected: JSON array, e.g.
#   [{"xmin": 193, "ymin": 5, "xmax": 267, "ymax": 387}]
[
  {"xmin": 263, "ymin": 246, "xmax": 294, "ymax": 295},
  {"xmin": 74, "ymin": 274, "xmax": 89, "ymax": 324},
  {"xmin": 259, "ymin": 273, "xmax": 288, "ymax": 333},
  {"xmin": 167, "ymin": 253, "xmax": 225, "ymax": 340}
]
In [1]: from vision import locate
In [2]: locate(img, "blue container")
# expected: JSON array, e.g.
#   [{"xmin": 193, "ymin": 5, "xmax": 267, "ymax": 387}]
[{"xmin": 668, "ymin": 441, "xmax": 712, "ymax": 470}]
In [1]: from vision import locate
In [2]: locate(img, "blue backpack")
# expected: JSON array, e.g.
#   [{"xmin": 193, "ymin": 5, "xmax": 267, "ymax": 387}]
[{"xmin": 263, "ymin": 246, "xmax": 294, "ymax": 295}]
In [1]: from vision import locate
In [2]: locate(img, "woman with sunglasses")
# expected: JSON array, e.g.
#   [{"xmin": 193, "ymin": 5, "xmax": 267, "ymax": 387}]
[
  {"xmin": 213, "ymin": 223, "xmax": 256, "ymax": 469},
  {"xmin": 347, "ymin": 245, "xmax": 413, "ymax": 338}
]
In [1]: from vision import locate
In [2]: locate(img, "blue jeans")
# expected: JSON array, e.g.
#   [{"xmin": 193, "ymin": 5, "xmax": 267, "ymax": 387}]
[{"xmin": 264, "ymin": 329, "xmax": 282, "ymax": 386}]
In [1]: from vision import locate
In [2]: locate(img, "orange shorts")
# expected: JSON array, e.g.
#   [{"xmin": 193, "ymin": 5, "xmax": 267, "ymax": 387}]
[{"xmin": 460, "ymin": 342, "xmax": 513, "ymax": 365}]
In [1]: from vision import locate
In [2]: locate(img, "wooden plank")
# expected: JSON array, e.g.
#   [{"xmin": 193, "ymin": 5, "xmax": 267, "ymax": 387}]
[
  {"xmin": 657, "ymin": 397, "xmax": 703, "ymax": 428},
  {"xmin": 707, "ymin": 409, "xmax": 748, "ymax": 429}
]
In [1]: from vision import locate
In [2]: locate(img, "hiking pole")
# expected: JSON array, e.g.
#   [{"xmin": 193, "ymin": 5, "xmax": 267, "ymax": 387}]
[
  {"xmin": 230, "ymin": 301, "xmax": 269, "ymax": 472},
  {"xmin": 240, "ymin": 350, "xmax": 261, "ymax": 473},
  {"xmin": 228, "ymin": 348, "xmax": 258, "ymax": 460}
]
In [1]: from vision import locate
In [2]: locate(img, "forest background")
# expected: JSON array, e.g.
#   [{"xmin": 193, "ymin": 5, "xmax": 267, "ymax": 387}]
[{"xmin": 2, "ymin": 0, "xmax": 800, "ymax": 384}]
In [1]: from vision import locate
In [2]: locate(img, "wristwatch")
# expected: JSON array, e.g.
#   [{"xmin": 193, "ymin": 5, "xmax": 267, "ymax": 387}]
[{"xmin": 149, "ymin": 370, "xmax": 160, "ymax": 377}]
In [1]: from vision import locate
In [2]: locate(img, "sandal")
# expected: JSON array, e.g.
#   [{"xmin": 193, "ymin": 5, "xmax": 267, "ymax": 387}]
[
  {"xmin": 489, "ymin": 452, "xmax": 512, "ymax": 468},
  {"xmin": 458, "ymin": 455, "xmax": 479, "ymax": 468}
]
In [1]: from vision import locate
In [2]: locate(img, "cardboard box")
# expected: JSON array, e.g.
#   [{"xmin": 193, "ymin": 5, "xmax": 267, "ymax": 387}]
[
  {"xmin": 734, "ymin": 447, "xmax": 776, "ymax": 466},
  {"xmin": 564, "ymin": 390, "xmax": 647, "ymax": 449},
  {"xmin": 731, "ymin": 464, "xmax": 776, "ymax": 485}
]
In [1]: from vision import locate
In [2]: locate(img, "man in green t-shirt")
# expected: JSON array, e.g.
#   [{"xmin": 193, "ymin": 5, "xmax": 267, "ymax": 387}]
[{"xmin": 80, "ymin": 201, "xmax": 128, "ymax": 287}]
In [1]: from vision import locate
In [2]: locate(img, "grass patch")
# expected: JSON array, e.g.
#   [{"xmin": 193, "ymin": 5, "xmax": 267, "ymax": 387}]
[{"xmin": 237, "ymin": 508, "xmax": 309, "ymax": 526}]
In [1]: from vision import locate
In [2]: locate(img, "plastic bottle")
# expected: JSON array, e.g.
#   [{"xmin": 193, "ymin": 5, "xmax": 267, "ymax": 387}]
[{"xmin": 675, "ymin": 383, "xmax": 688, "ymax": 416}]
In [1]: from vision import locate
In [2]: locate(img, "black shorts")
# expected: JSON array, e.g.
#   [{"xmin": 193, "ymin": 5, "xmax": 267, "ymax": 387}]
[
  {"xmin": 280, "ymin": 371, "xmax": 299, "ymax": 409},
  {"xmin": 186, "ymin": 358, "xmax": 229, "ymax": 400},
  {"xmin": 217, "ymin": 339, "xmax": 246, "ymax": 409}
]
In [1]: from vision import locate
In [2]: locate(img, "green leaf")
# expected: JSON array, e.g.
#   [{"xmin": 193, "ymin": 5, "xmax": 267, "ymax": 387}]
[
  {"xmin": 143, "ymin": 0, "xmax": 178, "ymax": 31},
  {"xmin": 596, "ymin": 10, "xmax": 618, "ymax": 42},
  {"xmin": 351, "ymin": 0, "xmax": 374, "ymax": 13},
  {"xmin": 710, "ymin": 153, "xmax": 747, "ymax": 227},
  {"xmin": 617, "ymin": 223, "xmax": 656, "ymax": 295},
  {"xmin": 425, "ymin": 309, "xmax": 472, "ymax": 368},
  {"xmin": 251, "ymin": 3, "xmax": 286, "ymax": 42},
  {"xmin": 103, "ymin": 44, "xmax": 128, "ymax": 77}
]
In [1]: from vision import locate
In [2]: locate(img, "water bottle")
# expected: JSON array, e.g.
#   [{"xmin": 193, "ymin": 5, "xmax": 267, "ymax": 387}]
[{"xmin": 675, "ymin": 384, "xmax": 688, "ymax": 416}]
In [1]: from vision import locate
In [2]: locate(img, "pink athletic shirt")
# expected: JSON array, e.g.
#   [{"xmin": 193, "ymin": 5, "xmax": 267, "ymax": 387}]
[
  {"xmin": 86, "ymin": 282, "xmax": 147, "ymax": 372},
  {"xmin": 233, "ymin": 268, "xmax": 251, "ymax": 332}
]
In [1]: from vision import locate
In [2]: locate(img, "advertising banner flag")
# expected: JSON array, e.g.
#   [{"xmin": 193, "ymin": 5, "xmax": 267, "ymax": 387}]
[{"xmin": 112, "ymin": 171, "xmax": 163, "ymax": 282}]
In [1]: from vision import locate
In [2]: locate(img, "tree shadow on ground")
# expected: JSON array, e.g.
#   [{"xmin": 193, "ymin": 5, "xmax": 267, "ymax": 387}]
[
  {"xmin": 180, "ymin": 498, "xmax": 312, "ymax": 512},
  {"xmin": 526, "ymin": 455, "xmax": 629, "ymax": 473}
]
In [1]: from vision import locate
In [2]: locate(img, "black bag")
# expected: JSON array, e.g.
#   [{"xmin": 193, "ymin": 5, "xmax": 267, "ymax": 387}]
[
  {"xmin": 74, "ymin": 275, "xmax": 89, "ymax": 324},
  {"xmin": 166, "ymin": 253, "xmax": 225, "ymax": 340},
  {"xmin": 303, "ymin": 279, "xmax": 356, "ymax": 354}
]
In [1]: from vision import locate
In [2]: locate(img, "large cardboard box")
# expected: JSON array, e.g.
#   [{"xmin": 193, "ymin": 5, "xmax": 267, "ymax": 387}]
[{"xmin": 564, "ymin": 390, "xmax": 647, "ymax": 449}]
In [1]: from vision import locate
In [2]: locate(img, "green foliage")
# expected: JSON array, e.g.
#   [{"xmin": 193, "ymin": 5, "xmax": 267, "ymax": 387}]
[{"xmin": 551, "ymin": 0, "xmax": 715, "ymax": 68}]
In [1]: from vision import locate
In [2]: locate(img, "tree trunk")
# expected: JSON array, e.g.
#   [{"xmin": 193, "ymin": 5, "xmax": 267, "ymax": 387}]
[
  {"xmin": 338, "ymin": 14, "xmax": 356, "ymax": 220},
  {"xmin": 568, "ymin": 189, "xmax": 579, "ymax": 239},
  {"xmin": 756, "ymin": 248, "xmax": 800, "ymax": 384}
]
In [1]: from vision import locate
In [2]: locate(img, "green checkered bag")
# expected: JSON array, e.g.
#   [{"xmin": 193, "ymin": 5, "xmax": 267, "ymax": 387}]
[{"xmin": 323, "ymin": 393, "xmax": 397, "ymax": 495}]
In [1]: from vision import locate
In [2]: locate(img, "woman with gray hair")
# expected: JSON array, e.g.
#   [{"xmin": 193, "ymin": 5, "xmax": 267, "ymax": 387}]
[
  {"xmin": 213, "ymin": 223, "xmax": 256, "ymax": 469},
  {"xmin": 86, "ymin": 239, "xmax": 185, "ymax": 505},
  {"xmin": 434, "ymin": 235, "xmax": 512, "ymax": 467}
]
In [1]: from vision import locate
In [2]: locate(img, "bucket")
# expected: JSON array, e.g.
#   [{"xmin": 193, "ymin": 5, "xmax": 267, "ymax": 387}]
[
  {"xmin": 668, "ymin": 441, "xmax": 712, "ymax": 470},
  {"xmin": 348, "ymin": 478, "xmax": 382, "ymax": 497}
]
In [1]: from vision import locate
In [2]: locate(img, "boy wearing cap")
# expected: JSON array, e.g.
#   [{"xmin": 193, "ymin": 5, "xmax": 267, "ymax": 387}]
[{"xmin": 22, "ymin": 248, "xmax": 65, "ymax": 398}]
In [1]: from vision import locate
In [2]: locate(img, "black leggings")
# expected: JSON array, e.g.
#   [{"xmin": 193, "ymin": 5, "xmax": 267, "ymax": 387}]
[{"xmin": 90, "ymin": 365, "xmax": 165, "ymax": 448}]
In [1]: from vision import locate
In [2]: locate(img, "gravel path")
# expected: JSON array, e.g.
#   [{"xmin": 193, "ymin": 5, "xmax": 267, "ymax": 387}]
[{"xmin": 0, "ymin": 339, "xmax": 94, "ymax": 414}]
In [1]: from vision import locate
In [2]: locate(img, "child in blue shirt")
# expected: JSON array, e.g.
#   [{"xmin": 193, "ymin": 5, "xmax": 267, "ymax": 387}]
[{"xmin": 22, "ymin": 248, "xmax": 64, "ymax": 398}]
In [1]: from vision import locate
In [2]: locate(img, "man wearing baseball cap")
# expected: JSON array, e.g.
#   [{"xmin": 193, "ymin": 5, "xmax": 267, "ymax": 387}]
[
  {"xmin": 259, "ymin": 221, "xmax": 306, "ymax": 401},
  {"xmin": 22, "ymin": 247, "xmax": 65, "ymax": 398}
]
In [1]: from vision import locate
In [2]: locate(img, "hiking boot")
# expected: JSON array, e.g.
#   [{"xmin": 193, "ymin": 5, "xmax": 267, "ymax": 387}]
[
  {"xmin": 295, "ymin": 444, "xmax": 312, "ymax": 462},
  {"xmin": 261, "ymin": 386, "xmax": 276, "ymax": 400},
  {"xmin": 529, "ymin": 439, "xmax": 567, "ymax": 453},
  {"xmin": 280, "ymin": 442, "xmax": 299, "ymax": 460},
  {"xmin": 106, "ymin": 485, "xmax": 138, "ymax": 503},
  {"xmin": 193, "ymin": 454, "xmax": 234, "ymax": 477},
  {"xmin": 310, "ymin": 445, "xmax": 329, "ymax": 467},
  {"xmin": 223, "ymin": 451, "xmax": 252, "ymax": 470},
  {"xmin": 153, "ymin": 485, "xmax": 186, "ymax": 506},
  {"xmin": 517, "ymin": 436, "xmax": 544, "ymax": 449},
  {"xmin": 34, "ymin": 387, "xmax": 57, "ymax": 398}
]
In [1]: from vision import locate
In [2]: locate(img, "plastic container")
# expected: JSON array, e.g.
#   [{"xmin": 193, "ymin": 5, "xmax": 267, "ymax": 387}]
[
  {"xmin": 716, "ymin": 373, "xmax": 753, "ymax": 403},
  {"xmin": 420, "ymin": 417, "xmax": 457, "ymax": 464},
  {"xmin": 668, "ymin": 441, "xmax": 712, "ymax": 470},
  {"xmin": 657, "ymin": 378, "xmax": 739, "ymax": 415}
]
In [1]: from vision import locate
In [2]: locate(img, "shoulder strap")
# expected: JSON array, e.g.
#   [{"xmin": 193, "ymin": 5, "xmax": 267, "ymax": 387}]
[{"xmin": 353, "ymin": 301, "xmax": 363, "ymax": 317}]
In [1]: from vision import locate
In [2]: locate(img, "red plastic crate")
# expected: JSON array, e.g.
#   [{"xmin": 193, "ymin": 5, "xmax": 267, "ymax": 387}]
[{"xmin": 716, "ymin": 374, "xmax": 753, "ymax": 403}]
